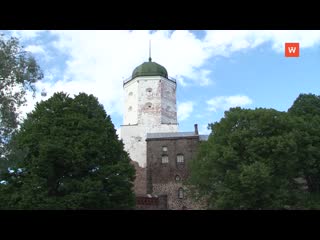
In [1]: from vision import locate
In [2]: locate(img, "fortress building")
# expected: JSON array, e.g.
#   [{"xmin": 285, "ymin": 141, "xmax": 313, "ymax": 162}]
[
  {"xmin": 120, "ymin": 56, "xmax": 178, "ymax": 168},
  {"xmin": 121, "ymin": 55, "xmax": 208, "ymax": 209}
]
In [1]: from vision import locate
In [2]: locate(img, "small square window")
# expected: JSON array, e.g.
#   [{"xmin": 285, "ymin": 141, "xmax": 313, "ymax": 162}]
[
  {"xmin": 162, "ymin": 146, "xmax": 168, "ymax": 152},
  {"xmin": 162, "ymin": 155, "xmax": 169, "ymax": 164},
  {"xmin": 177, "ymin": 154, "xmax": 184, "ymax": 164}
]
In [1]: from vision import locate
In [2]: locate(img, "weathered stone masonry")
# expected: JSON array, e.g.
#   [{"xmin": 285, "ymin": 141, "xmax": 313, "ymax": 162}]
[
  {"xmin": 120, "ymin": 58, "xmax": 208, "ymax": 209},
  {"xmin": 146, "ymin": 130, "xmax": 206, "ymax": 210}
]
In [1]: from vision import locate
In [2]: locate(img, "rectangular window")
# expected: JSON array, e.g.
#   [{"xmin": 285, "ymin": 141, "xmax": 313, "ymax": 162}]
[
  {"xmin": 177, "ymin": 154, "xmax": 184, "ymax": 163},
  {"xmin": 162, "ymin": 155, "xmax": 169, "ymax": 164},
  {"xmin": 178, "ymin": 188, "xmax": 184, "ymax": 199}
]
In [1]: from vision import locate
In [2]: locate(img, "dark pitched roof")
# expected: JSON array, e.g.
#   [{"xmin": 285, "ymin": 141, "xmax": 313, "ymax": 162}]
[{"xmin": 146, "ymin": 132, "xmax": 197, "ymax": 140}]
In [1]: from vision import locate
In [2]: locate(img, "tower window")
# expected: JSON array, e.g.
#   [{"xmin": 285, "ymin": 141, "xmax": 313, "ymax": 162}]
[
  {"xmin": 178, "ymin": 188, "xmax": 184, "ymax": 199},
  {"xmin": 162, "ymin": 146, "xmax": 168, "ymax": 152},
  {"xmin": 146, "ymin": 88, "xmax": 152, "ymax": 93},
  {"xmin": 161, "ymin": 155, "xmax": 169, "ymax": 164},
  {"xmin": 145, "ymin": 102, "xmax": 152, "ymax": 109},
  {"xmin": 128, "ymin": 92, "xmax": 133, "ymax": 96},
  {"xmin": 128, "ymin": 106, "xmax": 132, "ymax": 111},
  {"xmin": 177, "ymin": 154, "xmax": 184, "ymax": 164}
]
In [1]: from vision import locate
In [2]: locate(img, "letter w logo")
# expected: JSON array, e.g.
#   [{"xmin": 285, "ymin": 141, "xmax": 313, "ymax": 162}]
[
  {"xmin": 285, "ymin": 43, "xmax": 300, "ymax": 57},
  {"xmin": 288, "ymin": 47, "xmax": 296, "ymax": 53}
]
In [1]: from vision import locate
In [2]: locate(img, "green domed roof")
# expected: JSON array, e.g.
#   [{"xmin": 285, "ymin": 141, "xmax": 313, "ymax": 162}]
[{"xmin": 132, "ymin": 59, "xmax": 168, "ymax": 79}]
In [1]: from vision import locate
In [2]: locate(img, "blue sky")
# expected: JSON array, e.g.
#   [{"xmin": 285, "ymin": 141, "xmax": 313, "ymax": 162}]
[{"xmin": 2, "ymin": 30, "xmax": 320, "ymax": 136}]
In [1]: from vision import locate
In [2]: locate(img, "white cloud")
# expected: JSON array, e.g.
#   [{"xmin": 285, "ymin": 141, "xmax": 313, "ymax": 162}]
[
  {"xmin": 198, "ymin": 69, "xmax": 212, "ymax": 86},
  {"xmin": 25, "ymin": 45, "xmax": 45, "ymax": 54},
  {"xmin": 19, "ymin": 30, "xmax": 215, "ymax": 119},
  {"xmin": 10, "ymin": 30, "xmax": 43, "ymax": 39},
  {"xmin": 25, "ymin": 44, "xmax": 54, "ymax": 63},
  {"xmin": 18, "ymin": 81, "xmax": 53, "ymax": 120},
  {"xmin": 178, "ymin": 101, "xmax": 194, "ymax": 121},
  {"xmin": 204, "ymin": 30, "xmax": 320, "ymax": 55},
  {"xmin": 207, "ymin": 95, "xmax": 253, "ymax": 112},
  {"xmin": 199, "ymin": 124, "xmax": 211, "ymax": 135},
  {"xmin": 12, "ymin": 30, "xmax": 320, "ymax": 123}
]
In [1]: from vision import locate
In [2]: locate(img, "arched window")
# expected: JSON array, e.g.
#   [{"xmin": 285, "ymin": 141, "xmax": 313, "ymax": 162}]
[
  {"xmin": 175, "ymin": 175, "xmax": 181, "ymax": 182},
  {"xmin": 178, "ymin": 188, "xmax": 184, "ymax": 199},
  {"xmin": 128, "ymin": 106, "xmax": 132, "ymax": 111},
  {"xmin": 145, "ymin": 102, "xmax": 152, "ymax": 109},
  {"xmin": 146, "ymin": 88, "xmax": 152, "ymax": 93},
  {"xmin": 161, "ymin": 155, "xmax": 169, "ymax": 164},
  {"xmin": 128, "ymin": 92, "xmax": 133, "ymax": 96},
  {"xmin": 176, "ymin": 154, "xmax": 184, "ymax": 164}
]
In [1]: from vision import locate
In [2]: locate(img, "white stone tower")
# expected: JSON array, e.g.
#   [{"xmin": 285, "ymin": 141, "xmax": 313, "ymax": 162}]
[{"xmin": 120, "ymin": 55, "xmax": 178, "ymax": 167}]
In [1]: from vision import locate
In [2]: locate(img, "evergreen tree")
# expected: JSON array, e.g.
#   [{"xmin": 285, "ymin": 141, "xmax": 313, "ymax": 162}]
[{"xmin": 0, "ymin": 92, "xmax": 135, "ymax": 209}]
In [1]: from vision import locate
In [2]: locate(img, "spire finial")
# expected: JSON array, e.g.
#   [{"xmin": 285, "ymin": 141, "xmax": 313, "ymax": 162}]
[{"xmin": 149, "ymin": 40, "xmax": 152, "ymax": 62}]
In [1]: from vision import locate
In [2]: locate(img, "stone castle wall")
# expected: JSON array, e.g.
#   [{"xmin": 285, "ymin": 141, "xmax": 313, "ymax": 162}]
[{"xmin": 146, "ymin": 136, "xmax": 205, "ymax": 210}]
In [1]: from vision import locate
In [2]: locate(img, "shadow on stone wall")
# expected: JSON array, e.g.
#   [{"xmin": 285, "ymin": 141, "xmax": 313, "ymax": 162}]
[{"xmin": 131, "ymin": 160, "xmax": 147, "ymax": 195}]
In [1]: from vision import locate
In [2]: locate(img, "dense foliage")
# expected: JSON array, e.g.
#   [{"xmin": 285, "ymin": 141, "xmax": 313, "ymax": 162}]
[
  {"xmin": 189, "ymin": 94, "xmax": 320, "ymax": 209},
  {"xmin": 0, "ymin": 92, "xmax": 135, "ymax": 209},
  {"xmin": 0, "ymin": 34, "xmax": 43, "ymax": 165}
]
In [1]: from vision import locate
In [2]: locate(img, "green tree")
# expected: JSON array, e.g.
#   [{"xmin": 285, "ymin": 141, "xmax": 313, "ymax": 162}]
[
  {"xmin": 0, "ymin": 34, "xmax": 43, "ymax": 163},
  {"xmin": 188, "ymin": 107, "xmax": 301, "ymax": 209},
  {"xmin": 288, "ymin": 94, "xmax": 320, "ymax": 194},
  {"xmin": 0, "ymin": 92, "xmax": 135, "ymax": 209}
]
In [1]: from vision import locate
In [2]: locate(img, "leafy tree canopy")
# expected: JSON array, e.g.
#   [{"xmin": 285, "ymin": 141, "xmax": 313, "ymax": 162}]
[
  {"xmin": 189, "ymin": 107, "xmax": 302, "ymax": 209},
  {"xmin": 0, "ymin": 34, "xmax": 43, "ymax": 162},
  {"xmin": 0, "ymin": 92, "xmax": 135, "ymax": 209},
  {"xmin": 288, "ymin": 94, "xmax": 320, "ymax": 195}
]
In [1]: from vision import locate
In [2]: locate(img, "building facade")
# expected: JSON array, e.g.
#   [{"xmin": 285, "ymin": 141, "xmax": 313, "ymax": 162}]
[
  {"xmin": 121, "ymin": 57, "xmax": 208, "ymax": 209},
  {"xmin": 146, "ymin": 125, "xmax": 207, "ymax": 210},
  {"xmin": 120, "ymin": 58, "xmax": 178, "ymax": 169}
]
